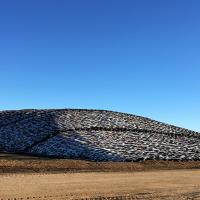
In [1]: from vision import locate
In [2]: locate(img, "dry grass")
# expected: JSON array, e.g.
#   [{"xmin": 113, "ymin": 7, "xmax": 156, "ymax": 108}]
[
  {"xmin": 1, "ymin": 170, "xmax": 200, "ymax": 199},
  {"xmin": 1, "ymin": 154, "xmax": 200, "ymax": 199},
  {"xmin": 1, "ymin": 153, "xmax": 200, "ymax": 173}
]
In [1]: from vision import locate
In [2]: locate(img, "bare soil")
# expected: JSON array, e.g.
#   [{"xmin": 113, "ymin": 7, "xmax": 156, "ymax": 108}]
[
  {"xmin": 1, "ymin": 153, "xmax": 200, "ymax": 173},
  {"xmin": 1, "ymin": 153, "xmax": 200, "ymax": 200},
  {"xmin": 1, "ymin": 170, "xmax": 200, "ymax": 200}
]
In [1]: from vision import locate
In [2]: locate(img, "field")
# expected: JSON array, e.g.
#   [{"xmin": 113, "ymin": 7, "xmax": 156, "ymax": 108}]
[
  {"xmin": 1, "ymin": 170, "xmax": 200, "ymax": 200},
  {"xmin": 1, "ymin": 154, "xmax": 200, "ymax": 200},
  {"xmin": 2, "ymin": 153, "xmax": 200, "ymax": 173}
]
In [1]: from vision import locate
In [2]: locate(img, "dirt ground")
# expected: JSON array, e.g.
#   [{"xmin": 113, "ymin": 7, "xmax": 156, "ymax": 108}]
[
  {"xmin": 2, "ymin": 153, "xmax": 200, "ymax": 173},
  {"xmin": 1, "ymin": 170, "xmax": 200, "ymax": 200},
  {"xmin": 1, "ymin": 153, "xmax": 200, "ymax": 199}
]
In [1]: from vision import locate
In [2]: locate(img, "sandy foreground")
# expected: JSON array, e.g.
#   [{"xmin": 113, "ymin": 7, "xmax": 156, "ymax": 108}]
[{"xmin": 1, "ymin": 170, "xmax": 200, "ymax": 200}]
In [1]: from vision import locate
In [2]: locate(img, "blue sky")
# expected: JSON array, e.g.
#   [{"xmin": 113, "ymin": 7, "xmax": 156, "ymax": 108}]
[{"xmin": 0, "ymin": 0, "xmax": 200, "ymax": 131}]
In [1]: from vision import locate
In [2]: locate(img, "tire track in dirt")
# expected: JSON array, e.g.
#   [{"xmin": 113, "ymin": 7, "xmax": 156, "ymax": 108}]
[{"xmin": 2, "ymin": 192, "xmax": 200, "ymax": 200}]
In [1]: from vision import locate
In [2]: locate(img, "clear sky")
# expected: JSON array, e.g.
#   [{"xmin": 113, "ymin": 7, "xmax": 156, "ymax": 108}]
[{"xmin": 0, "ymin": 0, "xmax": 200, "ymax": 131}]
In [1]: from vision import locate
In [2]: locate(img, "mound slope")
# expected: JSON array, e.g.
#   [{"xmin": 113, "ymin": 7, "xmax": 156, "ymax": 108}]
[{"xmin": 0, "ymin": 109, "xmax": 199, "ymax": 161}]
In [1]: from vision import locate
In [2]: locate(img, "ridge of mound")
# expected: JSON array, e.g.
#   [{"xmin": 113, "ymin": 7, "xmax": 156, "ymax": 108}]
[{"xmin": 0, "ymin": 109, "xmax": 199, "ymax": 161}]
